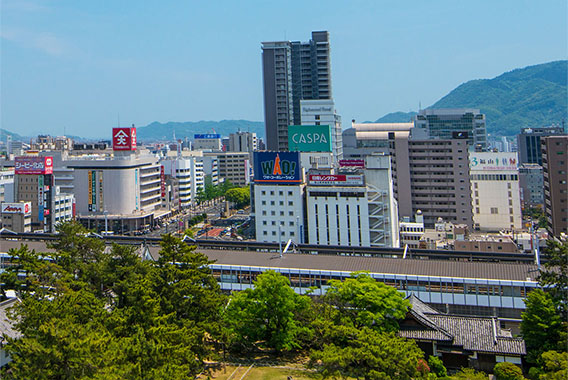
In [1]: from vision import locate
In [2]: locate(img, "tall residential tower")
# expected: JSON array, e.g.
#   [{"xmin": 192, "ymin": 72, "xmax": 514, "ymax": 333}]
[{"xmin": 262, "ymin": 31, "xmax": 332, "ymax": 151}]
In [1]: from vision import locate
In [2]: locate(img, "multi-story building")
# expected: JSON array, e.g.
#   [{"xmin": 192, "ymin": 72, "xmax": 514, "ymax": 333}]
[
  {"xmin": 399, "ymin": 212, "xmax": 425, "ymax": 249},
  {"xmin": 342, "ymin": 122, "xmax": 473, "ymax": 227},
  {"xmin": 414, "ymin": 109, "xmax": 487, "ymax": 150},
  {"xmin": 1, "ymin": 202, "xmax": 32, "ymax": 232},
  {"xmin": 0, "ymin": 169, "xmax": 14, "ymax": 203},
  {"xmin": 517, "ymin": 126, "xmax": 565, "ymax": 165},
  {"xmin": 300, "ymin": 99, "xmax": 343, "ymax": 163},
  {"xmin": 161, "ymin": 156, "xmax": 204, "ymax": 209},
  {"xmin": 13, "ymin": 156, "xmax": 56, "ymax": 232},
  {"xmin": 32, "ymin": 135, "xmax": 73, "ymax": 151},
  {"xmin": 306, "ymin": 154, "xmax": 399, "ymax": 248},
  {"xmin": 228, "ymin": 131, "xmax": 257, "ymax": 153},
  {"xmin": 518, "ymin": 164, "xmax": 544, "ymax": 210},
  {"xmin": 67, "ymin": 127, "xmax": 166, "ymax": 233},
  {"xmin": 406, "ymin": 139, "xmax": 474, "ymax": 228},
  {"xmin": 469, "ymin": 152, "xmax": 522, "ymax": 231},
  {"xmin": 541, "ymin": 136, "xmax": 568, "ymax": 237},
  {"xmin": 253, "ymin": 152, "xmax": 304, "ymax": 244},
  {"xmin": 262, "ymin": 31, "xmax": 332, "ymax": 151},
  {"xmin": 193, "ymin": 134, "xmax": 222, "ymax": 151},
  {"xmin": 210, "ymin": 152, "xmax": 251, "ymax": 187},
  {"xmin": 198, "ymin": 155, "xmax": 219, "ymax": 186}
]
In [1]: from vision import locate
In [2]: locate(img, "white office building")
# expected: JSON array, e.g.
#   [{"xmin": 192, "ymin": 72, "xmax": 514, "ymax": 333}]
[
  {"xmin": 306, "ymin": 154, "xmax": 399, "ymax": 247},
  {"xmin": 254, "ymin": 184, "xmax": 305, "ymax": 244},
  {"xmin": 161, "ymin": 157, "xmax": 204, "ymax": 208},
  {"xmin": 300, "ymin": 99, "xmax": 343, "ymax": 163},
  {"xmin": 470, "ymin": 152, "xmax": 522, "ymax": 231}
]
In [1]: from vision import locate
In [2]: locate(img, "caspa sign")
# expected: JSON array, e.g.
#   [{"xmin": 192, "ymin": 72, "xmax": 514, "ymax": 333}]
[
  {"xmin": 1, "ymin": 202, "xmax": 31, "ymax": 215},
  {"xmin": 112, "ymin": 127, "xmax": 137, "ymax": 151},
  {"xmin": 253, "ymin": 152, "xmax": 301, "ymax": 183},
  {"xmin": 288, "ymin": 125, "xmax": 332, "ymax": 152},
  {"xmin": 15, "ymin": 156, "xmax": 53, "ymax": 175}
]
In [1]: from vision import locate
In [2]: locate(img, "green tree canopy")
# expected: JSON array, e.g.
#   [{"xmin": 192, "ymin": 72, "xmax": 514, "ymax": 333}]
[
  {"xmin": 224, "ymin": 186, "xmax": 250, "ymax": 209},
  {"xmin": 1, "ymin": 222, "xmax": 224, "ymax": 379},
  {"xmin": 223, "ymin": 270, "xmax": 312, "ymax": 352},
  {"xmin": 316, "ymin": 272, "xmax": 410, "ymax": 333},
  {"xmin": 310, "ymin": 327, "xmax": 424, "ymax": 380},
  {"xmin": 521, "ymin": 289, "xmax": 567, "ymax": 364},
  {"xmin": 539, "ymin": 240, "xmax": 568, "ymax": 319}
]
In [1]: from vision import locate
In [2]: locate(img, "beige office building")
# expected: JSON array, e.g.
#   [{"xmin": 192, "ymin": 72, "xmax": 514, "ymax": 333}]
[{"xmin": 470, "ymin": 152, "xmax": 522, "ymax": 231}]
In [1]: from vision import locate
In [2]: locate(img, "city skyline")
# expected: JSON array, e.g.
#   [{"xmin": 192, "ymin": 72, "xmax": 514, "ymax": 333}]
[{"xmin": 1, "ymin": 0, "xmax": 566, "ymax": 138}]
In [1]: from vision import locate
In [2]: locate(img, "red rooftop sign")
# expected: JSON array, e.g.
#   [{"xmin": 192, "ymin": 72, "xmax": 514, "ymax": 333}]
[
  {"xmin": 15, "ymin": 156, "xmax": 53, "ymax": 175},
  {"xmin": 112, "ymin": 127, "xmax": 137, "ymax": 151}
]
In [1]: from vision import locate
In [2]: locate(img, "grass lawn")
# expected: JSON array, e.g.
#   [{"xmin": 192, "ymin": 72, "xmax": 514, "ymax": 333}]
[{"xmin": 203, "ymin": 365, "xmax": 324, "ymax": 380}]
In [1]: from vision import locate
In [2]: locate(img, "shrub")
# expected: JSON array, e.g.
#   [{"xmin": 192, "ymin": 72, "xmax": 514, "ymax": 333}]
[
  {"xmin": 428, "ymin": 355, "xmax": 447, "ymax": 378},
  {"xmin": 493, "ymin": 362, "xmax": 524, "ymax": 380}
]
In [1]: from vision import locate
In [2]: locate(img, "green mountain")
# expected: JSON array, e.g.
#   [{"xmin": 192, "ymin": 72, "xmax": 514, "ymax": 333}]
[
  {"xmin": 137, "ymin": 120, "xmax": 265, "ymax": 141},
  {"xmin": 375, "ymin": 61, "xmax": 567, "ymax": 136},
  {"xmin": 375, "ymin": 111, "xmax": 417, "ymax": 123},
  {"xmin": 0, "ymin": 128, "xmax": 25, "ymax": 142}
]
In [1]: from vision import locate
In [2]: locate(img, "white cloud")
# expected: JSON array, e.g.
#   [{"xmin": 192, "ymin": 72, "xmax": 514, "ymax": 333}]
[{"xmin": 1, "ymin": 27, "xmax": 69, "ymax": 57}]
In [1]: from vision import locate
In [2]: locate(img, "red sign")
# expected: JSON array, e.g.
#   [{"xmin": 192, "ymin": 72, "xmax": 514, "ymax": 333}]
[
  {"xmin": 112, "ymin": 127, "xmax": 137, "ymax": 151},
  {"xmin": 339, "ymin": 159, "xmax": 365, "ymax": 168},
  {"xmin": 309, "ymin": 174, "xmax": 364, "ymax": 186},
  {"xmin": 15, "ymin": 156, "xmax": 53, "ymax": 175},
  {"xmin": 160, "ymin": 165, "xmax": 166, "ymax": 197}
]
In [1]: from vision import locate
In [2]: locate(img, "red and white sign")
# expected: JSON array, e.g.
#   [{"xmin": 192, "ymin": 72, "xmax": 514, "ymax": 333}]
[
  {"xmin": 160, "ymin": 165, "xmax": 166, "ymax": 197},
  {"xmin": 112, "ymin": 127, "xmax": 137, "ymax": 151},
  {"xmin": 15, "ymin": 156, "xmax": 53, "ymax": 175},
  {"xmin": 309, "ymin": 174, "xmax": 364, "ymax": 186},
  {"xmin": 339, "ymin": 159, "xmax": 365, "ymax": 168},
  {"xmin": 1, "ymin": 202, "xmax": 31, "ymax": 215}
]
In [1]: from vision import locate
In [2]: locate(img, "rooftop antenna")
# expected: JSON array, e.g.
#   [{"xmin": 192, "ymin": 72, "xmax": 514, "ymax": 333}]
[{"xmin": 419, "ymin": 101, "xmax": 422, "ymax": 111}]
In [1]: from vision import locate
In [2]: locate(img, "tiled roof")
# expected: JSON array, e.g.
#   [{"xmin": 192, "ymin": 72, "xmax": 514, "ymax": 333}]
[
  {"xmin": 399, "ymin": 296, "xmax": 525, "ymax": 355},
  {"xmin": 0, "ymin": 298, "xmax": 20, "ymax": 344},
  {"xmin": 429, "ymin": 315, "xmax": 525, "ymax": 355}
]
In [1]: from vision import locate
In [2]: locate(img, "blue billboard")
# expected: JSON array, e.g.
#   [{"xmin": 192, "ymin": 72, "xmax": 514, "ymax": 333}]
[
  {"xmin": 194, "ymin": 134, "xmax": 221, "ymax": 139},
  {"xmin": 254, "ymin": 152, "xmax": 301, "ymax": 183}
]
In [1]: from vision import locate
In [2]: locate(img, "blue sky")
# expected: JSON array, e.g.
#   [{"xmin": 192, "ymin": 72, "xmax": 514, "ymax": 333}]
[{"xmin": 1, "ymin": 0, "xmax": 566, "ymax": 138}]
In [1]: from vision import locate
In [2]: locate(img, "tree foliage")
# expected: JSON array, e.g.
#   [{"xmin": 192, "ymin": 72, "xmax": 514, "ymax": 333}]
[
  {"xmin": 315, "ymin": 272, "xmax": 410, "ymax": 335},
  {"xmin": 223, "ymin": 270, "xmax": 311, "ymax": 352},
  {"xmin": 428, "ymin": 355, "xmax": 447, "ymax": 378},
  {"xmin": 1, "ymin": 221, "xmax": 224, "ymax": 379},
  {"xmin": 224, "ymin": 186, "xmax": 250, "ymax": 209},
  {"xmin": 310, "ymin": 327, "xmax": 424, "ymax": 380},
  {"xmin": 521, "ymin": 289, "xmax": 567, "ymax": 364},
  {"xmin": 493, "ymin": 362, "xmax": 525, "ymax": 380},
  {"xmin": 538, "ymin": 240, "xmax": 568, "ymax": 319},
  {"xmin": 539, "ymin": 351, "xmax": 568, "ymax": 380}
]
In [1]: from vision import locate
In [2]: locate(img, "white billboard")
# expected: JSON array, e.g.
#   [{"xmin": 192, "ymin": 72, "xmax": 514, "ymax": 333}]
[{"xmin": 1, "ymin": 202, "xmax": 31, "ymax": 215}]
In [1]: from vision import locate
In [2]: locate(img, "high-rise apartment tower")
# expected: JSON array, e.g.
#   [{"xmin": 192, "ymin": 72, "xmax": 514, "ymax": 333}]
[{"xmin": 262, "ymin": 31, "xmax": 332, "ymax": 151}]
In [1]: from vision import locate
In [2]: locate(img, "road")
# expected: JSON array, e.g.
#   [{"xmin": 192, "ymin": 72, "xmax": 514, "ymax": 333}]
[{"xmin": 146, "ymin": 200, "xmax": 250, "ymax": 239}]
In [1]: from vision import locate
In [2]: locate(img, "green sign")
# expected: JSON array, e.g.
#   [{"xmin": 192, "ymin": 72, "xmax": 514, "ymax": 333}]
[{"xmin": 288, "ymin": 125, "xmax": 332, "ymax": 152}]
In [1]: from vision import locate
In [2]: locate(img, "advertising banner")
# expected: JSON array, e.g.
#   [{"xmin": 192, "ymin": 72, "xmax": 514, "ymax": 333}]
[
  {"xmin": 98, "ymin": 170, "xmax": 104, "ymax": 212},
  {"xmin": 470, "ymin": 152, "xmax": 518, "ymax": 171},
  {"xmin": 1, "ymin": 202, "xmax": 31, "ymax": 215},
  {"xmin": 194, "ymin": 134, "xmax": 221, "ymax": 139},
  {"xmin": 309, "ymin": 174, "xmax": 364, "ymax": 186},
  {"xmin": 134, "ymin": 168, "xmax": 140, "ymax": 211},
  {"xmin": 288, "ymin": 125, "xmax": 332, "ymax": 152},
  {"xmin": 15, "ymin": 156, "xmax": 53, "ymax": 175},
  {"xmin": 160, "ymin": 165, "xmax": 166, "ymax": 197},
  {"xmin": 339, "ymin": 159, "xmax": 365, "ymax": 168},
  {"xmin": 112, "ymin": 127, "xmax": 137, "ymax": 151},
  {"xmin": 254, "ymin": 152, "xmax": 301, "ymax": 184}
]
